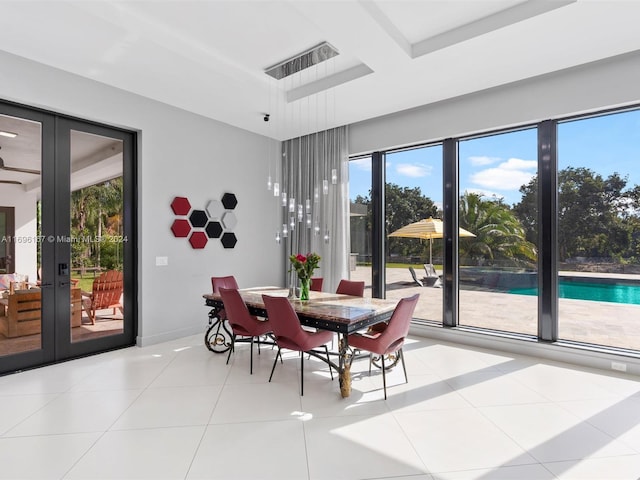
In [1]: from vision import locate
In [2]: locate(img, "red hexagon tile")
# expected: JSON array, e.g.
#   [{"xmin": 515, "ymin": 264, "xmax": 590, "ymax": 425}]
[
  {"xmin": 171, "ymin": 196, "xmax": 191, "ymax": 215},
  {"xmin": 171, "ymin": 219, "xmax": 191, "ymax": 237},
  {"xmin": 189, "ymin": 231, "xmax": 208, "ymax": 249}
]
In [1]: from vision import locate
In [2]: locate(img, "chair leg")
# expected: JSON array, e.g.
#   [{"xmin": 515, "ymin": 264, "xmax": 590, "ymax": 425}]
[
  {"xmin": 324, "ymin": 345, "xmax": 333, "ymax": 380},
  {"xmin": 300, "ymin": 351, "xmax": 304, "ymax": 396},
  {"xmin": 250, "ymin": 336, "xmax": 254, "ymax": 375},
  {"xmin": 399, "ymin": 348, "xmax": 408, "ymax": 384},
  {"xmin": 381, "ymin": 354, "xmax": 387, "ymax": 400},
  {"xmin": 226, "ymin": 334, "xmax": 236, "ymax": 365},
  {"xmin": 269, "ymin": 347, "xmax": 281, "ymax": 382},
  {"xmin": 368, "ymin": 353, "xmax": 372, "ymax": 375}
]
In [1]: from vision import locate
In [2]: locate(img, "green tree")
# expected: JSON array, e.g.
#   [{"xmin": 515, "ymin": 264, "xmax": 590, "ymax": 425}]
[
  {"xmin": 459, "ymin": 192, "xmax": 537, "ymax": 267},
  {"xmin": 352, "ymin": 184, "xmax": 439, "ymax": 260},
  {"xmin": 514, "ymin": 167, "xmax": 635, "ymax": 261},
  {"xmin": 71, "ymin": 178, "xmax": 123, "ymax": 269}
]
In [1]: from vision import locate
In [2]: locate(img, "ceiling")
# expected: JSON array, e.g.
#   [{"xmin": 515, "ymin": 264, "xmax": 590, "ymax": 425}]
[{"xmin": 2, "ymin": 0, "xmax": 640, "ymax": 145}]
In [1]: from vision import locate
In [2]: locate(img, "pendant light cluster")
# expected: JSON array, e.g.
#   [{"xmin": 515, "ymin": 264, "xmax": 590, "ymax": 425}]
[{"xmin": 264, "ymin": 42, "xmax": 339, "ymax": 246}]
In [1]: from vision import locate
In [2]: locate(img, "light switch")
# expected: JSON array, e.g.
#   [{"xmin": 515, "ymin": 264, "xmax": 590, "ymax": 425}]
[{"xmin": 156, "ymin": 256, "xmax": 168, "ymax": 266}]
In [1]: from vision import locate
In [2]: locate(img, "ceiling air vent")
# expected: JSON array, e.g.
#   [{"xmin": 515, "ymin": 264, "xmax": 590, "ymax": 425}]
[{"xmin": 265, "ymin": 42, "xmax": 339, "ymax": 80}]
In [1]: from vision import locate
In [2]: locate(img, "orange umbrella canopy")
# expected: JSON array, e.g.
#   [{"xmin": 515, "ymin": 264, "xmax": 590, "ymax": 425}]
[{"xmin": 388, "ymin": 217, "xmax": 475, "ymax": 264}]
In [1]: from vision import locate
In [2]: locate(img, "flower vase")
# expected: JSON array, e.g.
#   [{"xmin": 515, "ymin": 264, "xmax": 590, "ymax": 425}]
[{"xmin": 300, "ymin": 278, "xmax": 310, "ymax": 301}]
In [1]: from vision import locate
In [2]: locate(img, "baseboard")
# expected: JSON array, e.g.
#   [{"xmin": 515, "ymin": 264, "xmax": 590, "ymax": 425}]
[{"xmin": 409, "ymin": 322, "xmax": 640, "ymax": 378}]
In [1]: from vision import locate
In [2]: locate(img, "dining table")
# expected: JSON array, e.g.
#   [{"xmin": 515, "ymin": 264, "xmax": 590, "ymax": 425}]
[{"xmin": 203, "ymin": 287, "xmax": 398, "ymax": 397}]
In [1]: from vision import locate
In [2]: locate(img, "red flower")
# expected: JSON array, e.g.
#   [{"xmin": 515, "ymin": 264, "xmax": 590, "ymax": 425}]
[{"xmin": 296, "ymin": 254, "xmax": 307, "ymax": 263}]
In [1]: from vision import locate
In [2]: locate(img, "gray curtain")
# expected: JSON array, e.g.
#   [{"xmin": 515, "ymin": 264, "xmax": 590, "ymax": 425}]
[{"xmin": 281, "ymin": 126, "xmax": 349, "ymax": 293}]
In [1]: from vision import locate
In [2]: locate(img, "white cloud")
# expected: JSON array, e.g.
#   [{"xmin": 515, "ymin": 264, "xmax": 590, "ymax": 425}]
[
  {"xmin": 470, "ymin": 157, "xmax": 536, "ymax": 190},
  {"xmin": 501, "ymin": 157, "xmax": 537, "ymax": 170},
  {"xmin": 469, "ymin": 156, "xmax": 499, "ymax": 166},
  {"xmin": 471, "ymin": 168, "xmax": 535, "ymax": 190},
  {"xmin": 351, "ymin": 158, "xmax": 371, "ymax": 171},
  {"xmin": 463, "ymin": 188, "xmax": 505, "ymax": 201},
  {"xmin": 396, "ymin": 163, "xmax": 432, "ymax": 178}
]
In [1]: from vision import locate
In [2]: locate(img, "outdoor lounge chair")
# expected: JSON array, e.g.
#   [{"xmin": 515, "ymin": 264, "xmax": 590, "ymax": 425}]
[
  {"xmin": 408, "ymin": 267, "xmax": 424, "ymax": 287},
  {"xmin": 423, "ymin": 263, "xmax": 442, "ymax": 288}
]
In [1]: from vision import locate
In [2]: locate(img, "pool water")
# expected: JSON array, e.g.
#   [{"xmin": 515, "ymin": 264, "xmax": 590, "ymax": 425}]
[{"xmin": 510, "ymin": 280, "xmax": 640, "ymax": 305}]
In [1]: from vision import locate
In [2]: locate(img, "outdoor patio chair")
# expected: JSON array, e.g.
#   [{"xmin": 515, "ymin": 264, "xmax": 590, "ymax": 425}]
[
  {"xmin": 408, "ymin": 267, "xmax": 424, "ymax": 287},
  {"xmin": 423, "ymin": 264, "xmax": 442, "ymax": 287},
  {"xmin": 81, "ymin": 270, "xmax": 123, "ymax": 325}
]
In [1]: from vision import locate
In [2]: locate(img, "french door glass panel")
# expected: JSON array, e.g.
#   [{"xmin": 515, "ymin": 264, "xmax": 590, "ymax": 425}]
[
  {"xmin": 0, "ymin": 113, "xmax": 44, "ymax": 358},
  {"xmin": 69, "ymin": 130, "xmax": 124, "ymax": 343}
]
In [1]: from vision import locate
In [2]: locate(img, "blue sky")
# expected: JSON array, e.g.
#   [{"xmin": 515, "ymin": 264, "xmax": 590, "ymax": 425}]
[{"xmin": 349, "ymin": 109, "xmax": 640, "ymax": 207}]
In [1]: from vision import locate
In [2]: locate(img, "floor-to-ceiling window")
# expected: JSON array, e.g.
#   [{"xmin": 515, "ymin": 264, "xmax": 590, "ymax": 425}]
[
  {"xmin": 557, "ymin": 109, "xmax": 640, "ymax": 350},
  {"xmin": 351, "ymin": 104, "xmax": 640, "ymax": 356},
  {"xmin": 385, "ymin": 144, "xmax": 443, "ymax": 322},
  {"xmin": 457, "ymin": 129, "xmax": 538, "ymax": 336}
]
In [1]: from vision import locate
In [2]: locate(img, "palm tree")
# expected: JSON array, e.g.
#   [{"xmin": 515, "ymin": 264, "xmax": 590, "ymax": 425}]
[{"xmin": 459, "ymin": 192, "xmax": 537, "ymax": 267}]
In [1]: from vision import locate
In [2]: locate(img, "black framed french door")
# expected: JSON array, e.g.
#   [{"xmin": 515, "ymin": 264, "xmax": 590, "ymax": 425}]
[{"xmin": 0, "ymin": 100, "xmax": 136, "ymax": 375}]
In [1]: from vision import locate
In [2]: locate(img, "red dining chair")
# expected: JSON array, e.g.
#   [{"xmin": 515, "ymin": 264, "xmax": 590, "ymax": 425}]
[
  {"xmin": 348, "ymin": 293, "xmax": 419, "ymax": 399},
  {"xmin": 219, "ymin": 288, "xmax": 272, "ymax": 374},
  {"xmin": 262, "ymin": 294, "xmax": 333, "ymax": 396},
  {"xmin": 211, "ymin": 275, "xmax": 239, "ymax": 321},
  {"xmin": 310, "ymin": 277, "xmax": 324, "ymax": 292},
  {"xmin": 336, "ymin": 279, "xmax": 365, "ymax": 297}
]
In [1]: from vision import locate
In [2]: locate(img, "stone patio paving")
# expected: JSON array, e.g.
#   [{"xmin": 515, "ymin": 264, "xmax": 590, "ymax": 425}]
[{"xmin": 350, "ymin": 266, "xmax": 640, "ymax": 351}]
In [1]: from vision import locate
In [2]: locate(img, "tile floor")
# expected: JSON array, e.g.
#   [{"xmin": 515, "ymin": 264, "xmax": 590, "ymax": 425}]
[{"xmin": 1, "ymin": 334, "xmax": 640, "ymax": 479}]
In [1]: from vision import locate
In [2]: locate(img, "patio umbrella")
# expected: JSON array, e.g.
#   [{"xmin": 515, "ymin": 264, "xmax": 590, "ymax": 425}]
[{"xmin": 388, "ymin": 217, "xmax": 475, "ymax": 265}]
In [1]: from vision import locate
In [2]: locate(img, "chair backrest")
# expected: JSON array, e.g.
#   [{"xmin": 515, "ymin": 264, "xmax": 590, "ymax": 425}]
[
  {"xmin": 262, "ymin": 294, "xmax": 308, "ymax": 351},
  {"xmin": 408, "ymin": 267, "xmax": 423, "ymax": 287},
  {"xmin": 91, "ymin": 270, "xmax": 123, "ymax": 309},
  {"xmin": 376, "ymin": 293, "xmax": 419, "ymax": 355},
  {"xmin": 424, "ymin": 264, "xmax": 438, "ymax": 278},
  {"xmin": 310, "ymin": 277, "xmax": 323, "ymax": 292},
  {"xmin": 336, "ymin": 279, "xmax": 365, "ymax": 297},
  {"xmin": 219, "ymin": 287, "xmax": 259, "ymax": 335},
  {"xmin": 211, "ymin": 275, "xmax": 238, "ymax": 294}
]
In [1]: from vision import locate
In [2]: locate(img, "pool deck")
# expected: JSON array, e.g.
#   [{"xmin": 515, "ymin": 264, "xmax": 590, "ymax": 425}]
[{"xmin": 350, "ymin": 266, "xmax": 640, "ymax": 352}]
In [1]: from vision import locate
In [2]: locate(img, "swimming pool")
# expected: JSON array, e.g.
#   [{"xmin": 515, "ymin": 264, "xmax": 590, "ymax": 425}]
[{"xmin": 510, "ymin": 279, "xmax": 640, "ymax": 305}]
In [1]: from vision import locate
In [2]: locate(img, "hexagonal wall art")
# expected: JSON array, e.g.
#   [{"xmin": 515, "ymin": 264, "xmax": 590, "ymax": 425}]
[
  {"xmin": 189, "ymin": 209, "xmax": 208, "ymax": 228},
  {"xmin": 171, "ymin": 219, "xmax": 191, "ymax": 237},
  {"xmin": 206, "ymin": 221, "xmax": 223, "ymax": 239},
  {"xmin": 221, "ymin": 192, "xmax": 238, "ymax": 210},
  {"xmin": 221, "ymin": 211, "xmax": 237, "ymax": 230},
  {"xmin": 171, "ymin": 196, "xmax": 191, "ymax": 215},
  {"xmin": 206, "ymin": 199, "xmax": 224, "ymax": 220},
  {"xmin": 221, "ymin": 232, "xmax": 237, "ymax": 249},
  {"xmin": 189, "ymin": 231, "xmax": 208, "ymax": 249},
  {"xmin": 171, "ymin": 193, "xmax": 238, "ymax": 249}
]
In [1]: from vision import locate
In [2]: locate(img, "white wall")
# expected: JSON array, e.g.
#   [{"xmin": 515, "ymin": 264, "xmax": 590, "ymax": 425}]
[
  {"xmin": 349, "ymin": 51, "xmax": 640, "ymax": 155},
  {"xmin": 0, "ymin": 50, "xmax": 284, "ymax": 346},
  {"xmin": 0, "ymin": 184, "xmax": 38, "ymax": 281}
]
